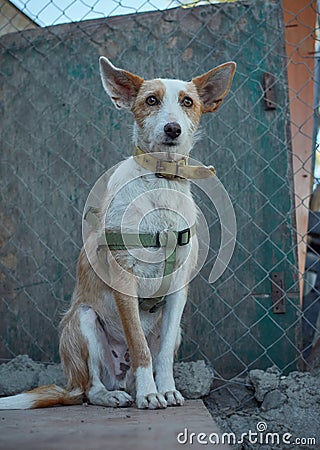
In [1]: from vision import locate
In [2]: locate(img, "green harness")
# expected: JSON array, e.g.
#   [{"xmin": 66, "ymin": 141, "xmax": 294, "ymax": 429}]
[{"xmin": 85, "ymin": 207, "xmax": 196, "ymax": 313}]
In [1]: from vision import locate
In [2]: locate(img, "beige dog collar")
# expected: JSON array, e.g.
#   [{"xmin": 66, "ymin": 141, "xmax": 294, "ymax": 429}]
[{"xmin": 133, "ymin": 146, "xmax": 216, "ymax": 180}]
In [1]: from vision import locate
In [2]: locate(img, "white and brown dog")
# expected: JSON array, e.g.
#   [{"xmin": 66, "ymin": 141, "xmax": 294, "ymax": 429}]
[{"xmin": 0, "ymin": 57, "xmax": 235, "ymax": 410}]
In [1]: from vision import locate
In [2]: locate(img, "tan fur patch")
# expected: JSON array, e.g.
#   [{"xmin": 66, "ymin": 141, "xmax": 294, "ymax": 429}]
[
  {"xmin": 131, "ymin": 80, "xmax": 166, "ymax": 127},
  {"xmin": 122, "ymin": 69, "xmax": 144, "ymax": 94},
  {"xmin": 31, "ymin": 385, "xmax": 83, "ymax": 409},
  {"xmin": 59, "ymin": 308, "xmax": 90, "ymax": 392},
  {"xmin": 114, "ymin": 290, "xmax": 152, "ymax": 370},
  {"xmin": 178, "ymin": 84, "xmax": 202, "ymax": 130}
]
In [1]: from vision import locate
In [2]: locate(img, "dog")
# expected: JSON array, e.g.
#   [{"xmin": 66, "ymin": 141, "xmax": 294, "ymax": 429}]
[{"xmin": 0, "ymin": 57, "xmax": 235, "ymax": 410}]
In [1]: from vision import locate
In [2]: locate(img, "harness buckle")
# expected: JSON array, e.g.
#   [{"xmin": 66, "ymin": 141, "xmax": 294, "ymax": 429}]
[
  {"xmin": 156, "ymin": 228, "xmax": 191, "ymax": 247},
  {"xmin": 157, "ymin": 229, "xmax": 177, "ymax": 248},
  {"xmin": 178, "ymin": 228, "xmax": 191, "ymax": 246}
]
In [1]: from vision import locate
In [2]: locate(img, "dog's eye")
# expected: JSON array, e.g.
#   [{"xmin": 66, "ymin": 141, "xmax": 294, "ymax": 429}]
[
  {"xmin": 182, "ymin": 97, "xmax": 193, "ymax": 108},
  {"xmin": 146, "ymin": 96, "xmax": 159, "ymax": 106}
]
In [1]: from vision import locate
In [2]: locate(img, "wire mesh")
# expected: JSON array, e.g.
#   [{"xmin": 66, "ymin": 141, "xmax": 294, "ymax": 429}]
[{"xmin": 0, "ymin": 0, "xmax": 320, "ymax": 391}]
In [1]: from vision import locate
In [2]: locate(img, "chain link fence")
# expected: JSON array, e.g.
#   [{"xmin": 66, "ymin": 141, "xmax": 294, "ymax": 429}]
[{"xmin": 1, "ymin": 0, "xmax": 320, "ymax": 403}]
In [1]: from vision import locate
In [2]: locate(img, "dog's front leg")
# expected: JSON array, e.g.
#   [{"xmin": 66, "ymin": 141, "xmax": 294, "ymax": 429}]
[
  {"xmin": 154, "ymin": 287, "xmax": 187, "ymax": 406},
  {"xmin": 114, "ymin": 291, "xmax": 168, "ymax": 409}
]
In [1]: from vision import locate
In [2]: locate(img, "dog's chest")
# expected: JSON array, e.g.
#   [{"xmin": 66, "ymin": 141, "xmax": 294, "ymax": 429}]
[
  {"xmin": 101, "ymin": 160, "xmax": 198, "ymax": 285},
  {"xmin": 104, "ymin": 160, "xmax": 197, "ymax": 234}
]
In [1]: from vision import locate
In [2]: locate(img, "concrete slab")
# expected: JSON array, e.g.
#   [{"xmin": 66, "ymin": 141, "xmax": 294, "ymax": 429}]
[{"xmin": 0, "ymin": 400, "xmax": 230, "ymax": 450}]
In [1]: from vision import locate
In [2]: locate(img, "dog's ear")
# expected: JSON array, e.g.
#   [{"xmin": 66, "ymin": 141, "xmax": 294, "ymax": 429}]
[
  {"xmin": 99, "ymin": 57, "xmax": 144, "ymax": 110},
  {"xmin": 192, "ymin": 62, "xmax": 236, "ymax": 113}
]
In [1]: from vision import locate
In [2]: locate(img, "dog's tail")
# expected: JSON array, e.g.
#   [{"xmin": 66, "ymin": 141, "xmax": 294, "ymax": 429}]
[{"xmin": 0, "ymin": 384, "xmax": 83, "ymax": 410}]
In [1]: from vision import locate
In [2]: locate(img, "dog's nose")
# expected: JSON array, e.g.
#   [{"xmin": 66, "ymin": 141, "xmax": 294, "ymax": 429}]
[{"xmin": 164, "ymin": 122, "xmax": 182, "ymax": 139}]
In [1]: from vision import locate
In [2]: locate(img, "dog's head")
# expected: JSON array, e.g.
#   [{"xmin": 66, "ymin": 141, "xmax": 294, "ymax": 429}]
[{"xmin": 99, "ymin": 57, "xmax": 236, "ymax": 156}]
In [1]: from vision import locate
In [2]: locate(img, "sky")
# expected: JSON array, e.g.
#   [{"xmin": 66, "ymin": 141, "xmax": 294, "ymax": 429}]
[{"xmin": 10, "ymin": 0, "xmax": 180, "ymax": 26}]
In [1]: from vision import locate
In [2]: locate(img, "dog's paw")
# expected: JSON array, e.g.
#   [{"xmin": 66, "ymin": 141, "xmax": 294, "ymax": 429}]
[
  {"xmin": 163, "ymin": 390, "xmax": 184, "ymax": 406},
  {"xmin": 101, "ymin": 390, "xmax": 133, "ymax": 407},
  {"xmin": 136, "ymin": 392, "xmax": 167, "ymax": 409}
]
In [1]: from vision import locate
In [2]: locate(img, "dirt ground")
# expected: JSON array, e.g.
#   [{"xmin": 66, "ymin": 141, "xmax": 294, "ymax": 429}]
[{"xmin": 204, "ymin": 367, "xmax": 320, "ymax": 450}]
